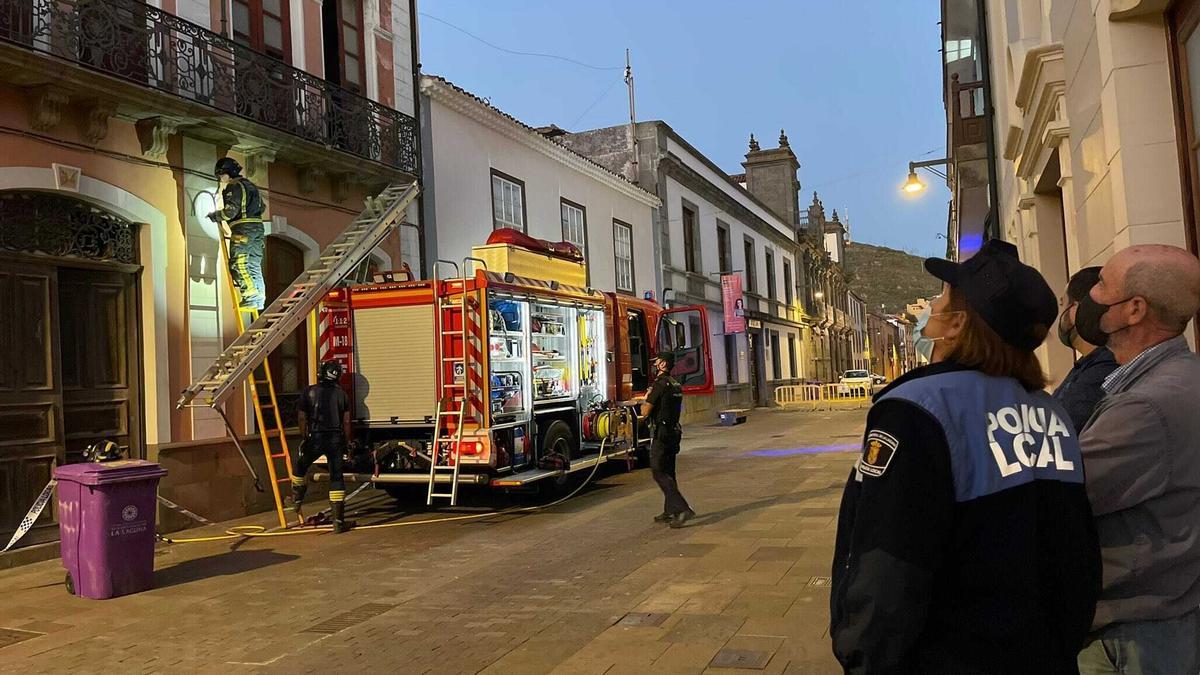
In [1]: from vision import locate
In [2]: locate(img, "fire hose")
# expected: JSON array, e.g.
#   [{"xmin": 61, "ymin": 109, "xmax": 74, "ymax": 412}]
[{"xmin": 157, "ymin": 435, "xmax": 620, "ymax": 544}]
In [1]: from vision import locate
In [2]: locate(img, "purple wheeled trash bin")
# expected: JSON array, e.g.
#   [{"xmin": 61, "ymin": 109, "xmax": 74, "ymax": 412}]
[{"xmin": 54, "ymin": 460, "xmax": 167, "ymax": 599}]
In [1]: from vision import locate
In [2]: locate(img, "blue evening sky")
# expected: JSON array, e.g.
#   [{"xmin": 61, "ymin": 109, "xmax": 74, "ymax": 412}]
[{"xmin": 418, "ymin": 1, "xmax": 951, "ymax": 257}]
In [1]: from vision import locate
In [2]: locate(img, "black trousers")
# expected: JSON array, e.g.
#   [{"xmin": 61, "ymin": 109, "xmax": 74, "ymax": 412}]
[
  {"xmin": 650, "ymin": 426, "xmax": 690, "ymax": 516},
  {"xmin": 293, "ymin": 431, "xmax": 346, "ymax": 502}
]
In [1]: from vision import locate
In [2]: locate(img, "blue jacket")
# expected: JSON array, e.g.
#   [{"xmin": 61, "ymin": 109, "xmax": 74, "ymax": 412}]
[
  {"xmin": 1052, "ymin": 347, "xmax": 1118, "ymax": 432},
  {"xmin": 831, "ymin": 361, "xmax": 1101, "ymax": 674}
]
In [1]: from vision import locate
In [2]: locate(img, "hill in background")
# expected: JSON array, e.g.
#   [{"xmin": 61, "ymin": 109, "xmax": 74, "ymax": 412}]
[{"xmin": 843, "ymin": 241, "xmax": 942, "ymax": 316}]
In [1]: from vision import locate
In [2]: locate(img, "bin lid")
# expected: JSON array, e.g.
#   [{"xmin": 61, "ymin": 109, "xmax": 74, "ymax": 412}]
[{"xmin": 54, "ymin": 460, "xmax": 167, "ymax": 486}]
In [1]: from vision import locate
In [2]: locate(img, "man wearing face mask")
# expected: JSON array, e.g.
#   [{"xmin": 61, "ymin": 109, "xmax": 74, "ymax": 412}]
[
  {"xmin": 1052, "ymin": 267, "xmax": 1118, "ymax": 432},
  {"xmin": 831, "ymin": 240, "xmax": 1101, "ymax": 673},
  {"xmin": 1070, "ymin": 245, "xmax": 1200, "ymax": 675}
]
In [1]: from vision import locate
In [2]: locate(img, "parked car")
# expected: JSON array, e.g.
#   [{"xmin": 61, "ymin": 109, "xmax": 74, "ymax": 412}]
[
  {"xmin": 871, "ymin": 373, "xmax": 887, "ymax": 385},
  {"xmin": 838, "ymin": 369, "xmax": 873, "ymax": 395}
]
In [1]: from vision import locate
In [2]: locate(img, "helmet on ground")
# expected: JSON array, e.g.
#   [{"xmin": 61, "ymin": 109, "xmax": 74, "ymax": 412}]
[
  {"xmin": 319, "ymin": 360, "xmax": 344, "ymax": 383},
  {"xmin": 83, "ymin": 440, "xmax": 124, "ymax": 463},
  {"xmin": 214, "ymin": 157, "xmax": 242, "ymax": 178}
]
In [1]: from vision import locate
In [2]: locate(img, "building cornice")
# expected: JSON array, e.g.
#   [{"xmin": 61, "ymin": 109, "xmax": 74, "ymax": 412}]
[
  {"xmin": 1014, "ymin": 43, "xmax": 1064, "ymax": 111},
  {"xmin": 421, "ymin": 76, "xmax": 661, "ymax": 208},
  {"xmin": 1109, "ymin": 0, "xmax": 1170, "ymax": 20}
]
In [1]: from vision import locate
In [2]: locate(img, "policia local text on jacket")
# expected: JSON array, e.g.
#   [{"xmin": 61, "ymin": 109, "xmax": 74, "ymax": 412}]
[{"xmin": 831, "ymin": 362, "xmax": 1101, "ymax": 673}]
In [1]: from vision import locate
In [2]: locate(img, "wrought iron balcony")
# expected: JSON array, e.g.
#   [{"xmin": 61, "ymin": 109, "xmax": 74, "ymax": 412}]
[{"xmin": 0, "ymin": 0, "xmax": 417, "ymax": 173}]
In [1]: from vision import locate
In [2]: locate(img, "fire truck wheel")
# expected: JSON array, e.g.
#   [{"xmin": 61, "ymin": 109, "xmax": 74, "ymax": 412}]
[{"xmin": 541, "ymin": 420, "xmax": 576, "ymax": 462}]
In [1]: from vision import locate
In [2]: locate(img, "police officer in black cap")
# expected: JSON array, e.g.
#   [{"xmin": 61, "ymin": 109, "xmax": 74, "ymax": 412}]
[
  {"xmin": 641, "ymin": 351, "xmax": 695, "ymax": 528},
  {"xmin": 830, "ymin": 240, "xmax": 1101, "ymax": 673},
  {"xmin": 293, "ymin": 360, "xmax": 353, "ymax": 533},
  {"xmin": 208, "ymin": 157, "xmax": 266, "ymax": 312}
]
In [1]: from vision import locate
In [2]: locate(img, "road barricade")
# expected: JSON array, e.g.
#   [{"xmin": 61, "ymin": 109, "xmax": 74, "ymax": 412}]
[{"xmin": 774, "ymin": 383, "xmax": 872, "ymax": 410}]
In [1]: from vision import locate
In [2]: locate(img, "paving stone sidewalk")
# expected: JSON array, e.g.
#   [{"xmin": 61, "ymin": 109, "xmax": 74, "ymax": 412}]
[{"xmin": 0, "ymin": 407, "xmax": 866, "ymax": 674}]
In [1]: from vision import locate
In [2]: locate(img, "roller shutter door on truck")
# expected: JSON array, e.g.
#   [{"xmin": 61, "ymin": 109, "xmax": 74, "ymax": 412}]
[{"xmin": 352, "ymin": 305, "xmax": 437, "ymax": 423}]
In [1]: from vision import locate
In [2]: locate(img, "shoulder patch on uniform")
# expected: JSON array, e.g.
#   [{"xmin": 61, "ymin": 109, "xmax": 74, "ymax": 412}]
[{"xmin": 859, "ymin": 430, "xmax": 899, "ymax": 477}]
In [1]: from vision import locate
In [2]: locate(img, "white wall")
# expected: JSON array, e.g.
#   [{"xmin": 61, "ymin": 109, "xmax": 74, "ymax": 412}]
[
  {"xmin": 426, "ymin": 97, "xmax": 656, "ymax": 298},
  {"xmin": 660, "ymin": 174, "xmax": 801, "ymax": 388}
]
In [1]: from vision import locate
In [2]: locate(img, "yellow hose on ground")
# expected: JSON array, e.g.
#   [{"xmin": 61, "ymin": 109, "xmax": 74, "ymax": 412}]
[{"xmin": 158, "ymin": 438, "xmax": 617, "ymax": 544}]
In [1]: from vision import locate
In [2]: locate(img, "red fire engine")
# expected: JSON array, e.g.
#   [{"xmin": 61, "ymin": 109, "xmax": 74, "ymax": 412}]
[{"xmin": 318, "ymin": 230, "xmax": 714, "ymax": 501}]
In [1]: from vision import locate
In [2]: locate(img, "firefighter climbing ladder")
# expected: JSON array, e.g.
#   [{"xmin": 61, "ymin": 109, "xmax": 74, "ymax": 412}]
[
  {"xmin": 177, "ymin": 181, "xmax": 421, "ymax": 527},
  {"xmin": 427, "ymin": 259, "xmax": 486, "ymax": 506}
]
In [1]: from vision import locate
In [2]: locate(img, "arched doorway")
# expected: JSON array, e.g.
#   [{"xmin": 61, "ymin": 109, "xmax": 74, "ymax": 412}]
[
  {"xmin": 263, "ymin": 236, "xmax": 309, "ymax": 427},
  {"xmin": 0, "ymin": 191, "xmax": 142, "ymax": 548}
]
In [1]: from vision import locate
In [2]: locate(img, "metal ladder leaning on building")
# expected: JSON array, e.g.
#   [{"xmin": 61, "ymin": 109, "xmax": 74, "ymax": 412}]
[
  {"xmin": 177, "ymin": 181, "xmax": 421, "ymax": 528},
  {"xmin": 426, "ymin": 258, "xmax": 487, "ymax": 507}
]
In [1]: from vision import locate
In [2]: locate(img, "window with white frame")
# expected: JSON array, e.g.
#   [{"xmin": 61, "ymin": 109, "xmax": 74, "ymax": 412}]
[
  {"xmin": 561, "ymin": 199, "xmax": 586, "ymax": 257},
  {"xmin": 491, "ymin": 170, "xmax": 525, "ymax": 231},
  {"xmin": 613, "ymin": 220, "xmax": 634, "ymax": 293}
]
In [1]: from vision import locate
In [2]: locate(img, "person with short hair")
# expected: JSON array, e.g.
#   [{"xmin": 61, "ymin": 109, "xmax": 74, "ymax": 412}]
[
  {"xmin": 1073, "ymin": 244, "xmax": 1200, "ymax": 674},
  {"xmin": 640, "ymin": 352, "xmax": 694, "ymax": 528},
  {"xmin": 831, "ymin": 240, "xmax": 1101, "ymax": 673},
  {"xmin": 1053, "ymin": 266, "xmax": 1119, "ymax": 431}
]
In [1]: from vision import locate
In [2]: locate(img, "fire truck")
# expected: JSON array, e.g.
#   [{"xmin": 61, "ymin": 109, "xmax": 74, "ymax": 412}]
[{"xmin": 318, "ymin": 229, "xmax": 714, "ymax": 502}]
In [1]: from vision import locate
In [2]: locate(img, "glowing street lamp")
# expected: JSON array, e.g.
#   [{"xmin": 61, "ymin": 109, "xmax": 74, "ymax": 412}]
[
  {"xmin": 902, "ymin": 169, "xmax": 925, "ymax": 193},
  {"xmin": 901, "ymin": 158, "xmax": 951, "ymax": 195}
]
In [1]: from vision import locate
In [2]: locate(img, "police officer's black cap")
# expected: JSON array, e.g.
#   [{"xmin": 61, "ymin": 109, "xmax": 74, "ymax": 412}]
[
  {"xmin": 656, "ymin": 352, "xmax": 676, "ymax": 369},
  {"xmin": 924, "ymin": 239, "xmax": 1057, "ymax": 351}
]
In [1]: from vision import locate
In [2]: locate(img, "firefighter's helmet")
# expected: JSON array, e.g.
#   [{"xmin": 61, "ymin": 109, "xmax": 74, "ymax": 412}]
[
  {"xmin": 318, "ymin": 360, "xmax": 344, "ymax": 383},
  {"xmin": 214, "ymin": 157, "xmax": 242, "ymax": 178},
  {"xmin": 83, "ymin": 440, "xmax": 123, "ymax": 463}
]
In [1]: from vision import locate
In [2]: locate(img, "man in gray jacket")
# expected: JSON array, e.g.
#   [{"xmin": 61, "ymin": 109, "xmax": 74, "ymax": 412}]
[{"xmin": 1074, "ymin": 244, "xmax": 1200, "ymax": 674}]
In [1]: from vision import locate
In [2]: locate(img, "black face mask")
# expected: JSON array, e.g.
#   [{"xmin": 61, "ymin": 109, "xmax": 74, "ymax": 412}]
[
  {"xmin": 1074, "ymin": 294, "xmax": 1134, "ymax": 347},
  {"xmin": 1057, "ymin": 304, "xmax": 1077, "ymax": 349}
]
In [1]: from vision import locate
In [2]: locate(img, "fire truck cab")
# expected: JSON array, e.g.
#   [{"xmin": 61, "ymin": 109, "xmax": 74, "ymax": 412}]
[{"xmin": 319, "ymin": 230, "xmax": 714, "ymax": 493}]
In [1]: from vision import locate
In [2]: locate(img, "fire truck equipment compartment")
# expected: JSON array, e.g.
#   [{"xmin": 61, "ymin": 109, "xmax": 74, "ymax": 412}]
[{"xmin": 352, "ymin": 304, "xmax": 437, "ymax": 423}]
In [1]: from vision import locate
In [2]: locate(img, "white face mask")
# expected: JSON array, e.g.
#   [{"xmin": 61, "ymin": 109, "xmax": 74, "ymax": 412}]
[{"xmin": 912, "ymin": 303, "xmax": 961, "ymax": 363}]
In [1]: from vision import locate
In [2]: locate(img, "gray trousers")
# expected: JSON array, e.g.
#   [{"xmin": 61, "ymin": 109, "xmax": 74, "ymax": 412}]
[{"xmin": 1078, "ymin": 607, "xmax": 1200, "ymax": 675}]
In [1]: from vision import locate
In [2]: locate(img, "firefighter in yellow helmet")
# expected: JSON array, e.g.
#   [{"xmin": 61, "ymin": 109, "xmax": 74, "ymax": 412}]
[{"xmin": 207, "ymin": 157, "xmax": 266, "ymax": 312}]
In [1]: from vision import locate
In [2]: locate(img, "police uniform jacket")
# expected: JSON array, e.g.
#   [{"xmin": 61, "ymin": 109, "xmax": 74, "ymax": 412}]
[{"xmin": 831, "ymin": 361, "xmax": 1101, "ymax": 674}]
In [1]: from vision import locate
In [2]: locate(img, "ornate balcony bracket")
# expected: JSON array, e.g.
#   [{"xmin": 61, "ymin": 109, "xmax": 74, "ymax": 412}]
[
  {"xmin": 298, "ymin": 165, "xmax": 325, "ymax": 194},
  {"xmin": 80, "ymin": 99, "xmax": 117, "ymax": 144},
  {"xmin": 330, "ymin": 172, "xmax": 356, "ymax": 203},
  {"xmin": 238, "ymin": 146, "xmax": 277, "ymax": 179},
  {"xmin": 135, "ymin": 117, "xmax": 180, "ymax": 159},
  {"xmin": 29, "ymin": 86, "xmax": 68, "ymax": 131}
]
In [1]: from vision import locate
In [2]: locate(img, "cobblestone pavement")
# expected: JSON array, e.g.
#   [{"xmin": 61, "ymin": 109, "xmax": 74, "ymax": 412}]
[{"xmin": 0, "ymin": 407, "xmax": 866, "ymax": 674}]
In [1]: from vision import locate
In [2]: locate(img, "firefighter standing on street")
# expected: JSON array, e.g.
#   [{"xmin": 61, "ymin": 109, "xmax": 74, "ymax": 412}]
[
  {"xmin": 293, "ymin": 360, "xmax": 353, "ymax": 533},
  {"xmin": 641, "ymin": 352, "xmax": 695, "ymax": 528},
  {"xmin": 208, "ymin": 157, "xmax": 266, "ymax": 312}
]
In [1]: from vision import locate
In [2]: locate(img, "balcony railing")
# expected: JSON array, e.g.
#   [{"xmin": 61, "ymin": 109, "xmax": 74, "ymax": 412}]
[{"xmin": 0, "ymin": 0, "xmax": 417, "ymax": 173}]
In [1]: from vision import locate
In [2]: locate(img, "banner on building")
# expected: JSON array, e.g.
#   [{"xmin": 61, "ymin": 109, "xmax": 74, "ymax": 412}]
[{"xmin": 721, "ymin": 274, "xmax": 746, "ymax": 333}]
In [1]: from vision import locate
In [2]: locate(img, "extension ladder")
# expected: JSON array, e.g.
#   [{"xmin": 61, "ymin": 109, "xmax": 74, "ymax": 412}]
[
  {"xmin": 179, "ymin": 181, "xmax": 421, "ymax": 526},
  {"xmin": 216, "ymin": 234, "xmax": 296, "ymax": 529}
]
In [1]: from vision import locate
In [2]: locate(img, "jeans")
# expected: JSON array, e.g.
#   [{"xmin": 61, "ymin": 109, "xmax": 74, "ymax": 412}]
[
  {"xmin": 650, "ymin": 426, "xmax": 690, "ymax": 516},
  {"xmin": 1077, "ymin": 607, "xmax": 1200, "ymax": 675},
  {"xmin": 229, "ymin": 222, "xmax": 265, "ymax": 310}
]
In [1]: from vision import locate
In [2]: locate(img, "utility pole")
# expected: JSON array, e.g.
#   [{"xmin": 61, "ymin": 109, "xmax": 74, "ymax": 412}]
[{"xmin": 625, "ymin": 49, "xmax": 640, "ymax": 183}]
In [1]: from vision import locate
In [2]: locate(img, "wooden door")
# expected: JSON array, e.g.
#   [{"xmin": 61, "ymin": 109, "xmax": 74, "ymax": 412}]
[
  {"xmin": 1167, "ymin": 0, "xmax": 1200, "ymax": 342},
  {"xmin": 57, "ymin": 268, "xmax": 140, "ymax": 464},
  {"xmin": 263, "ymin": 237, "xmax": 308, "ymax": 427},
  {"xmin": 0, "ymin": 261, "xmax": 63, "ymax": 547}
]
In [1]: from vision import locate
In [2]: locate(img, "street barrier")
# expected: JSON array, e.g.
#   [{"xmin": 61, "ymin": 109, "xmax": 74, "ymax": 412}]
[{"xmin": 774, "ymin": 383, "xmax": 872, "ymax": 410}]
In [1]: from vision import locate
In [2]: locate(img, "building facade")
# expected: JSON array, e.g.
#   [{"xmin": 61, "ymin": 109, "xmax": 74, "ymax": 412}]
[
  {"xmin": 848, "ymin": 291, "xmax": 867, "ymax": 370},
  {"xmin": 418, "ymin": 76, "xmax": 659, "ymax": 297},
  {"xmin": 0, "ymin": 0, "xmax": 421, "ymax": 558},
  {"xmin": 941, "ymin": 0, "xmax": 1200, "ymax": 385},
  {"xmin": 561, "ymin": 125, "xmax": 813, "ymax": 419}
]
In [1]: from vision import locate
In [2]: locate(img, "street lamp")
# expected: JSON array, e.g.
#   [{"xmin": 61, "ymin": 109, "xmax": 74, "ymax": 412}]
[{"xmin": 901, "ymin": 158, "xmax": 951, "ymax": 195}]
